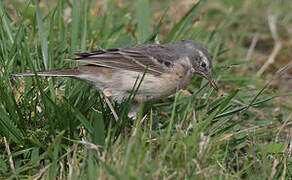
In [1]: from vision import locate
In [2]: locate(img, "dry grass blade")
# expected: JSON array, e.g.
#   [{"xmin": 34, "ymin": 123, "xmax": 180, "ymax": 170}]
[
  {"xmin": 103, "ymin": 93, "xmax": 119, "ymax": 121},
  {"xmin": 4, "ymin": 137, "xmax": 15, "ymax": 174},
  {"xmin": 269, "ymin": 159, "xmax": 280, "ymax": 180},
  {"xmin": 257, "ymin": 14, "xmax": 282, "ymax": 76},
  {"xmin": 275, "ymin": 112, "xmax": 292, "ymax": 142}
]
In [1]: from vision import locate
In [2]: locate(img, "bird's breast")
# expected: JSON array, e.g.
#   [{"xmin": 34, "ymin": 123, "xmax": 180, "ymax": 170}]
[{"xmin": 108, "ymin": 61, "xmax": 192, "ymax": 101}]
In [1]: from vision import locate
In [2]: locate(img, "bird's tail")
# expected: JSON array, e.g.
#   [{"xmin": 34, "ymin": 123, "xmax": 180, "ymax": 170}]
[{"xmin": 11, "ymin": 67, "xmax": 81, "ymax": 77}]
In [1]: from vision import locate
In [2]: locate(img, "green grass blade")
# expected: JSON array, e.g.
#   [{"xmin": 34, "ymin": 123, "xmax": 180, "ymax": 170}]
[
  {"xmin": 34, "ymin": 0, "xmax": 49, "ymax": 69},
  {"xmin": 0, "ymin": 2, "xmax": 13, "ymax": 43},
  {"xmin": 144, "ymin": 7, "xmax": 168, "ymax": 43},
  {"xmin": 136, "ymin": 0, "xmax": 150, "ymax": 43},
  {"xmin": 91, "ymin": 112, "xmax": 105, "ymax": 146},
  {"xmin": 203, "ymin": 90, "xmax": 239, "ymax": 129},
  {"xmin": 71, "ymin": 0, "xmax": 80, "ymax": 53},
  {"xmin": 0, "ymin": 109, "xmax": 23, "ymax": 144},
  {"xmin": 0, "ymin": 82, "xmax": 21, "ymax": 122},
  {"xmin": 80, "ymin": 0, "xmax": 88, "ymax": 51},
  {"xmin": 101, "ymin": 161, "xmax": 121, "ymax": 179},
  {"xmin": 101, "ymin": 0, "xmax": 115, "ymax": 47},
  {"xmin": 63, "ymin": 98, "xmax": 93, "ymax": 133},
  {"xmin": 215, "ymin": 92, "xmax": 292, "ymax": 119},
  {"xmin": 166, "ymin": 92, "xmax": 179, "ymax": 139},
  {"xmin": 165, "ymin": 0, "xmax": 207, "ymax": 42}
]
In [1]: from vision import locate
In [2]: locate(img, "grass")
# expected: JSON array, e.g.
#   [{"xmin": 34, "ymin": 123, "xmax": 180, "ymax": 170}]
[{"xmin": 1, "ymin": 0, "xmax": 292, "ymax": 179}]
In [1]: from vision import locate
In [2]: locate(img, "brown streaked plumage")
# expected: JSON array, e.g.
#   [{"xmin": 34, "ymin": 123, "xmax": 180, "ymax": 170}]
[{"xmin": 12, "ymin": 40, "xmax": 217, "ymax": 116}]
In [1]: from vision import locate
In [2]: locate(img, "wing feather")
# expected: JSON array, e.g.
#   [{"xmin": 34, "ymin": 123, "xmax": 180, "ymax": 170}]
[{"xmin": 73, "ymin": 45, "xmax": 176, "ymax": 75}]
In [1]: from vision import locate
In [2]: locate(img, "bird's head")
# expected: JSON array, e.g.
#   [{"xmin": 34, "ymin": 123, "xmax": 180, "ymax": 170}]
[{"xmin": 180, "ymin": 40, "xmax": 218, "ymax": 91}]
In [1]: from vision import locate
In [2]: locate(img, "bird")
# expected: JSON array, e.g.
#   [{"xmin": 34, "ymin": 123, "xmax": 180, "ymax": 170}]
[{"xmin": 12, "ymin": 40, "xmax": 217, "ymax": 117}]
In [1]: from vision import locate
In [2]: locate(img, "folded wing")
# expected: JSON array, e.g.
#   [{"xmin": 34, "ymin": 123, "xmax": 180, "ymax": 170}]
[{"xmin": 73, "ymin": 44, "xmax": 176, "ymax": 75}]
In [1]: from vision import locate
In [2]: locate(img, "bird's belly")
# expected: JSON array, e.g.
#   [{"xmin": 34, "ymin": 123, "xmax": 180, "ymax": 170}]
[{"xmin": 108, "ymin": 68, "xmax": 192, "ymax": 101}]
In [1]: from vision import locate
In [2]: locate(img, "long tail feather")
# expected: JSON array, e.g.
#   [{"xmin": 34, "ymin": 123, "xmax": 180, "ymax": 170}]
[{"xmin": 11, "ymin": 67, "xmax": 81, "ymax": 77}]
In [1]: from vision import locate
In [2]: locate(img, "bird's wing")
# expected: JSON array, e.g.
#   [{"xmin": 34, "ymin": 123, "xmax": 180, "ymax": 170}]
[{"xmin": 73, "ymin": 44, "xmax": 177, "ymax": 75}]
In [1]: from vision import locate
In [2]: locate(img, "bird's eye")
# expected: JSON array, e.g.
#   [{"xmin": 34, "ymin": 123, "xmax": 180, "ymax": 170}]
[{"xmin": 201, "ymin": 62, "xmax": 206, "ymax": 68}]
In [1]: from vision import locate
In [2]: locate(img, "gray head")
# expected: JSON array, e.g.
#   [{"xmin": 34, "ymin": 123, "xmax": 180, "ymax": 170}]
[{"xmin": 175, "ymin": 40, "xmax": 218, "ymax": 90}]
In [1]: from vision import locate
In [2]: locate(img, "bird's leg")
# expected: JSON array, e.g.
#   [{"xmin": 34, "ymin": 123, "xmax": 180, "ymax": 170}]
[
  {"xmin": 128, "ymin": 97, "xmax": 144, "ymax": 119},
  {"xmin": 128, "ymin": 103, "xmax": 139, "ymax": 119}
]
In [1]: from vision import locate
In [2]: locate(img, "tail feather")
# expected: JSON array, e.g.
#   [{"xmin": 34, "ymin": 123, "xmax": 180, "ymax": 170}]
[{"xmin": 11, "ymin": 67, "xmax": 81, "ymax": 77}]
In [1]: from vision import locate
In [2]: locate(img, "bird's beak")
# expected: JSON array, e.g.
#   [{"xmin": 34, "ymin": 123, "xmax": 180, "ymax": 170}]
[{"xmin": 201, "ymin": 73, "xmax": 218, "ymax": 91}]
